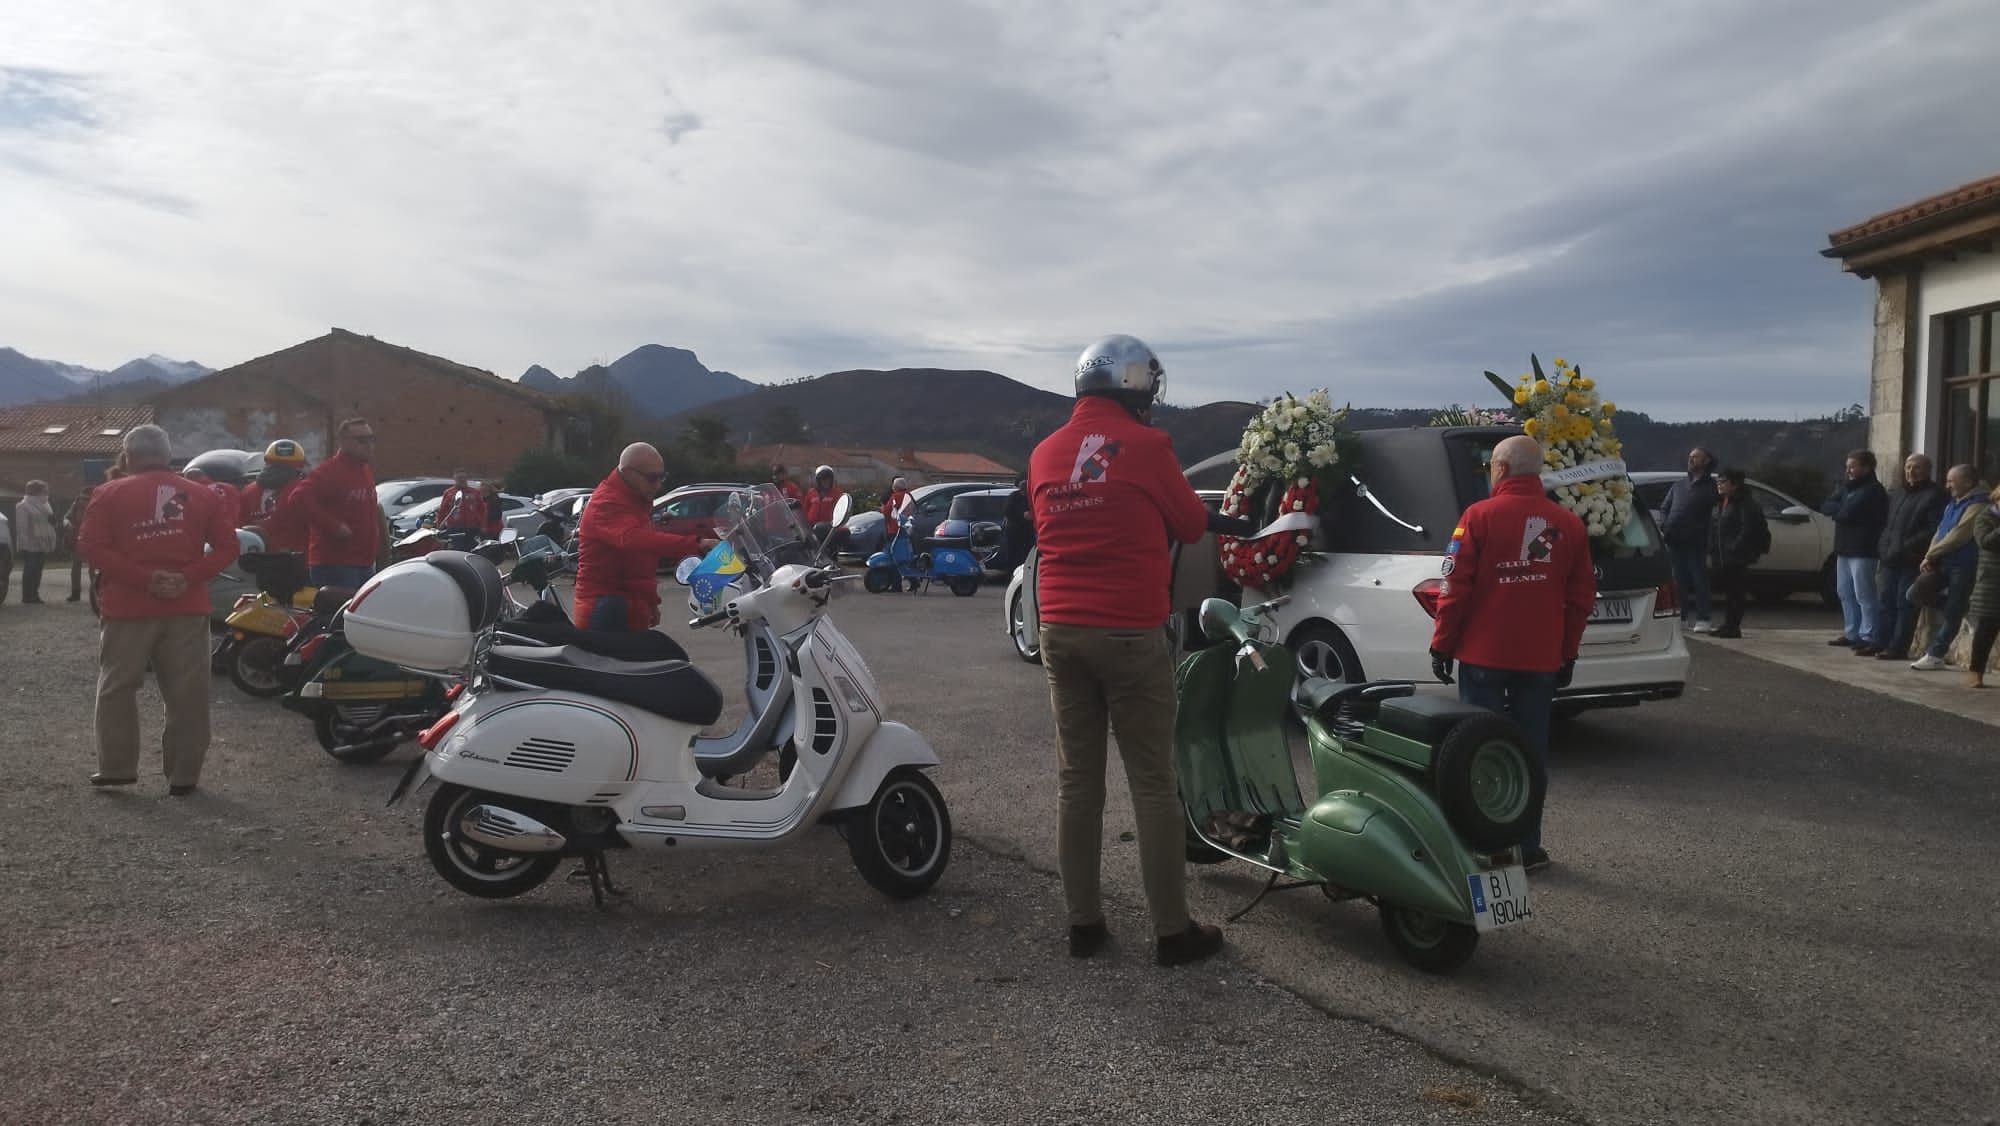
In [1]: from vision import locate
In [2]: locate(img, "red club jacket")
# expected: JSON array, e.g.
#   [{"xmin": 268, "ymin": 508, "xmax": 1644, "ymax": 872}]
[
  {"xmin": 880, "ymin": 489, "xmax": 911, "ymax": 536},
  {"xmin": 802, "ymin": 486, "xmax": 844, "ymax": 528},
  {"xmin": 204, "ymin": 480, "xmax": 241, "ymax": 518},
  {"xmin": 437, "ymin": 484, "xmax": 486, "ymax": 532},
  {"xmin": 293, "ymin": 451, "xmax": 380, "ymax": 568},
  {"xmin": 775, "ymin": 479, "xmax": 805, "ymax": 509},
  {"xmin": 245, "ymin": 479, "xmax": 308, "ymax": 553},
  {"xmin": 1029, "ymin": 396, "xmax": 1209, "ymax": 630},
  {"xmin": 78, "ymin": 468, "xmax": 239, "ymax": 619},
  {"xmin": 1430, "ymin": 474, "xmax": 1598, "ymax": 674},
  {"xmin": 573, "ymin": 471, "xmax": 702, "ymax": 631}
]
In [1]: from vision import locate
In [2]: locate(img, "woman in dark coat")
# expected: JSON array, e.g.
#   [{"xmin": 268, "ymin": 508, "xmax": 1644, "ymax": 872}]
[
  {"xmin": 1965, "ymin": 484, "xmax": 2000, "ymax": 688},
  {"xmin": 1708, "ymin": 468, "xmax": 1771, "ymax": 639}
]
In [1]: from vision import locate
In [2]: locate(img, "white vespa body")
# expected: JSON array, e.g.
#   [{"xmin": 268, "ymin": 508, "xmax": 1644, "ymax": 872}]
[{"xmin": 356, "ymin": 487, "xmax": 951, "ymax": 905}]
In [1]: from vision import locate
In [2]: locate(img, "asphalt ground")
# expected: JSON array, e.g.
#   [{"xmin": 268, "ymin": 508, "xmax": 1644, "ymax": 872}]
[{"xmin": 0, "ymin": 574, "xmax": 1552, "ymax": 1126}]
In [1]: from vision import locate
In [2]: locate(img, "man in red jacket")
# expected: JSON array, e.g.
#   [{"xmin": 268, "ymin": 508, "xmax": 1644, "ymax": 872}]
[
  {"xmin": 770, "ymin": 464, "xmax": 805, "ymax": 509},
  {"xmin": 295, "ymin": 418, "xmax": 381, "ymax": 589},
  {"xmin": 1030, "ymin": 334, "xmax": 1223, "ymax": 967},
  {"xmin": 240, "ymin": 440, "xmax": 309, "ymax": 552},
  {"xmin": 78, "ymin": 424, "xmax": 239, "ymax": 795},
  {"xmin": 436, "ymin": 469, "xmax": 486, "ymax": 539},
  {"xmin": 1429, "ymin": 434, "xmax": 1597, "ymax": 871},
  {"xmin": 574, "ymin": 443, "xmax": 717, "ymax": 631}
]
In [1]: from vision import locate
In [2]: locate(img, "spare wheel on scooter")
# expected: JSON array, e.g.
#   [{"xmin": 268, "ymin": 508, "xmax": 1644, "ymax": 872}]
[{"xmin": 1375, "ymin": 698, "xmax": 1546, "ymax": 854}]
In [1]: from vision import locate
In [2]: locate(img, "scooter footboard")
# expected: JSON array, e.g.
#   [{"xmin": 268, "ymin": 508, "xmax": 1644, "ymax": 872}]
[{"xmin": 829, "ymin": 722, "xmax": 940, "ymax": 811}]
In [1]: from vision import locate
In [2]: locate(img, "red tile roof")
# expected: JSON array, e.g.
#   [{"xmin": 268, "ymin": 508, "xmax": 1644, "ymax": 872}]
[
  {"xmin": 0, "ymin": 405, "xmax": 153, "ymax": 454},
  {"xmin": 912, "ymin": 450, "xmax": 1015, "ymax": 477},
  {"xmin": 1827, "ymin": 172, "xmax": 2000, "ymax": 249}
]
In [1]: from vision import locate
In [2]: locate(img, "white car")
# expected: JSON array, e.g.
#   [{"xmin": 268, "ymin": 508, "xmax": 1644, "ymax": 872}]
[
  {"xmin": 389, "ymin": 492, "xmax": 540, "ymax": 537},
  {"xmin": 1009, "ymin": 425, "xmax": 1690, "ymax": 718},
  {"xmin": 1630, "ymin": 471, "xmax": 1837, "ymax": 605},
  {"xmin": 376, "ymin": 478, "xmax": 455, "ymax": 518}
]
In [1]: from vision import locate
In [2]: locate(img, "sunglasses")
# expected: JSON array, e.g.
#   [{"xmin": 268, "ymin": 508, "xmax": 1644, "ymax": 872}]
[{"xmin": 627, "ymin": 468, "xmax": 666, "ymax": 484}]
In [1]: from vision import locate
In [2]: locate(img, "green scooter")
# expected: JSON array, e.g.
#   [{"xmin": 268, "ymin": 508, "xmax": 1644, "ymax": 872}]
[{"xmin": 1176, "ymin": 596, "xmax": 1546, "ymax": 974}]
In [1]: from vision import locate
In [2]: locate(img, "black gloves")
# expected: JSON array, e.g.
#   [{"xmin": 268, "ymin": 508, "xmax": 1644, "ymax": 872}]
[
  {"xmin": 1557, "ymin": 661, "xmax": 1575, "ymax": 690},
  {"xmin": 1207, "ymin": 512, "xmax": 1261, "ymax": 538},
  {"xmin": 1430, "ymin": 649, "xmax": 1454, "ymax": 685}
]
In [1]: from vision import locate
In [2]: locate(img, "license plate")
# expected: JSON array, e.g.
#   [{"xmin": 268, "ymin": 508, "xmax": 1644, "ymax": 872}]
[
  {"xmin": 1467, "ymin": 865, "xmax": 1532, "ymax": 932},
  {"xmin": 1588, "ymin": 596, "xmax": 1633, "ymax": 624}
]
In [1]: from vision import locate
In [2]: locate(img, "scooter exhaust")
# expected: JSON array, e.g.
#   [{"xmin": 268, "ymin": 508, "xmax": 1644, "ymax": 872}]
[
  {"xmin": 331, "ymin": 736, "xmax": 403, "ymax": 759},
  {"xmin": 458, "ymin": 805, "xmax": 567, "ymax": 853}
]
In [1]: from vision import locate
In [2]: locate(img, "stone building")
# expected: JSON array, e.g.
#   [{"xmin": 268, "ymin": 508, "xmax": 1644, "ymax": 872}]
[
  {"xmin": 150, "ymin": 329, "xmax": 571, "ymax": 481},
  {"xmin": 1823, "ymin": 173, "xmax": 2000, "ymax": 479}
]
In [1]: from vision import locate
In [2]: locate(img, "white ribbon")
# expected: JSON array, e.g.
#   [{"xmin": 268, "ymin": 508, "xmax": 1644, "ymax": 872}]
[
  {"xmin": 1541, "ymin": 458, "xmax": 1627, "ymax": 490},
  {"xmin": 1246, "ymin": 511, "xmax": 1319, "ymax": 540}
]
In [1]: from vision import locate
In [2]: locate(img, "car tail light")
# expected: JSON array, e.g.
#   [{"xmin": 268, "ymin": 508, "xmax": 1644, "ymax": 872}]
[
  {"xmin": 417, "ymin": 711, "xmax": 461, "ymax": 751},
  {"xmin": 1653, "ymin": 580, "xmax": 1681, "ymax": 619},
  {"xmin": 1413, "ymin": 578, "xmax": 1445, "ymax": 619}
]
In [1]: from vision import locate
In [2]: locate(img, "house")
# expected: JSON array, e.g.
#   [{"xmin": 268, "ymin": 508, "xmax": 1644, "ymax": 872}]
[
  {"xmin": 0, "ymin": 404, "xmax": 154, "ymax": 502},
  {"xmin": 150, "ymin": 329, "xmax": 574, "ymax": 481},
  {"xmin": 737, "ymin": 444, "xmax": 1016, "ymax": 493},
  {"xmin": 1823, "ymin": 173, "xmax": 2000, "ymax": 479}
]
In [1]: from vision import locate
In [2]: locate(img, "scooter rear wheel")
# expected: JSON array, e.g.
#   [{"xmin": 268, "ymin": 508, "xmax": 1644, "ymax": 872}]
[
  {"xmin": 229, "ymin": 635, "xmax": 291, "ymax": 698},
  {"xmin": 1379, "ymin": 904, "xmax": 1479, "ymax": 974},
  {"xmin": 847, "ymin": 767, "xmax": 951, "ymax": 898},
  {"xmin": 946, "ymin": 574, "xmax": 980, "ymax": 597},
  {"xmin": 313, "ymin": 707, "xmax": 402, "ymax": 764},
  {"xmin": 424, "ymin": 784, "xmax": 562, "ymax": 899}
]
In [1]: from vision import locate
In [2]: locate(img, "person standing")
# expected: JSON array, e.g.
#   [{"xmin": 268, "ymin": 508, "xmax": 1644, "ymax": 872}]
[
  {"xmin": 239, "ymin": 440, "xmax": 309, "ymax": 544},
  {"xmin": 1430, "ymin": 435, "xmax": 1596, "ymax": 872},
  {"xmin": 77, "ymin": 425, "xmax": 238, "ymax": 794},
  {"xmin": 801, "ymin": 466, "xmax": 844, "ymax": 533},
  {"xmin": 1001, "ymin": 474, "xmax": 1035, "ymax": 574},
  {"xmin": 478, "ymin": 481, "xmax": 505, "ymax": 542},
  {"xmin": 1963, "ymin": 485, "xmax": 2000, "ymax": 688},
  {"xmin": 1708, "ymin": 468, "xmax": 1771, "ymax": 639},
  {"xmin": 573, "ymin": 443, "xmax": 715, "ymax": 632},
  {"xmin": 436, "ymin": 469, "xmax": 486, "ymax": 540},
  {"xmin": 63, "ymin": 486, "xmax": 93, "ymax": 601},
  {"xmin": 14, "ymin": 480, "xmax": 60, "ymax": 605},
  {"xmin": 1033, "ymin": 334, "xmax": 1224, "ymax": 966},
  {"xmin": 1655, "ymin": 448, "xmax": 1718, "ymax": 633},
  {"xmin": 770, "ymin": 464, "xmax": 805, "ymax": 509},
  {"xmin": 1911, "ymin": 464, "xmax": 1988, "ymax": 671},
  {"xmin": 1821, "ymin": 450, "xmax": 1889, "ymax": 650},
  {"xmin": 1872, "ymin": 454, "xmax": 1945, "ymax": 661},
  {"xmin": 294, "ymin": 419, "xmax": 381, "ymax": 590},
  {"xmin": 0, "ymin": 504, "xmax": 11, "ymax": 606}
]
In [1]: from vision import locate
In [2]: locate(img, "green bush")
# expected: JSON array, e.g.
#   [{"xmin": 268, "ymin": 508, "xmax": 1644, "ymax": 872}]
[{"xmin": 506, "ymin": 448, "xmax": 597, "ymax": 498}]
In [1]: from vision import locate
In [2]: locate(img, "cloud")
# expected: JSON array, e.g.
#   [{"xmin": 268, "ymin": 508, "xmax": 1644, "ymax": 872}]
[{"xmin": 1, "ymin": 0, "xmax": 1996, "ymax": 419}]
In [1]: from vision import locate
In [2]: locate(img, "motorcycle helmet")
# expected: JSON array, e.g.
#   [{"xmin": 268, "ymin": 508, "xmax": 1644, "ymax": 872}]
[
  {"xmin": 1074, "ymin": 334, "xmax": 1164, "ymax": 413},
  {"xmin": 814, "ymin": 464, "xmax": 835, "ymax": 482},
  {"xmin": 264, "ymin": 439, "xmax": 307, "ymax": 467}
]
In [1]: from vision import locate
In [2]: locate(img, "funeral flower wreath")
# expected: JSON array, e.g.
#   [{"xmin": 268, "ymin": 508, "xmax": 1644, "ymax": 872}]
[
  {"xmin": 1482, "ymin": 354, "xmax": 1634, "ymax": 543},
  {"xmin": 1217, "ymin": 390, "xmax": 1354, "ymax": 588}
]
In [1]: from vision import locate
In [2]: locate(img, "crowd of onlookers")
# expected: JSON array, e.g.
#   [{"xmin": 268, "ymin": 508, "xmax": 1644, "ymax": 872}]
[{"xmin": 1655, "ymin": 446, "xmax": 2000, "ymax": 686}]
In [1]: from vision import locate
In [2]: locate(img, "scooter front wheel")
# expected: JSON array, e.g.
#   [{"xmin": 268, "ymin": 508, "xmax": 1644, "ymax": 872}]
[
  {"xmin": 1378, "ymin": 903, "xmax": 1478, "ymax": 975},
  {"xmin": 424, "ymin": 784, "xmax": 562, "ymax": 899},
  {"xmin": 229, "ymin": 635, "xmax": 291, "ymax": 698},
  {"xmin": 864, "ymin": 567, "xmax": 898, "ymax": 594},
  {"xmin": 848, "ymin": 767, "xmax": 951, "ymax": 898}
]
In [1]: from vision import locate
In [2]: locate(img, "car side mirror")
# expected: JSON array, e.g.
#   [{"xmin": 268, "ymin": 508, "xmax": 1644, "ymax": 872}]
[{"xmin": 1776, "ymin": 505, "xmax": 1811, "ymax": 523}]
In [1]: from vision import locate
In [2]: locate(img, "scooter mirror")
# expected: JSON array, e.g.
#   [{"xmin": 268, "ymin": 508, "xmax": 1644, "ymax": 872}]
[
  {"xmin": 830, "ymin": 494, "xmax": 853, "ymax": 527},
  {"xmin": 1197, "ymin": 597, "xmax": 1242, "ymax": 642},
  {"xmin": 673, "ymin": 557, "xmax": 701, "ymax": 586},
  {"xmin": 500, "ymin": 528, "xmax": 520, "ymax": 543}
]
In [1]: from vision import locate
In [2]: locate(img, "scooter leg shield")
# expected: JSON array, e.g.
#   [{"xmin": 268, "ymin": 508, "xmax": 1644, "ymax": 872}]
[
  {"xmin": 1173, "ymin": 647, "xmax": 1243, "ymax": 829},
  {"xmin": 829, "ymin": 722, "xmax": 941, "ymax": 811},
  {"xmin": 1222, "ymin": 643, "xmax": 1307, "ymax": 820}
]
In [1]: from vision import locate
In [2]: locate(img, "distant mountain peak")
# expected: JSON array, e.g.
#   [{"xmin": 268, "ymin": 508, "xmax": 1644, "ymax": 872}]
[{"xmin": 510, "ymin": 345, "xmax": 755, "ymax": 418}]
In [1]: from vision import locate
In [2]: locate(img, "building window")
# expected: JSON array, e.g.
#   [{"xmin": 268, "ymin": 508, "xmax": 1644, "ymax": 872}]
[{"xmin": 1939, "ymin": 305, "xmax": 2000, "ymax": 482}]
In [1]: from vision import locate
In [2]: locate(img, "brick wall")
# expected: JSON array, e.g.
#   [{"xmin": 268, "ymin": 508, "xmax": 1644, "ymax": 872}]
[{"xmin": 154, "ymin": 333, "xmax": 557, "ymax": 482}]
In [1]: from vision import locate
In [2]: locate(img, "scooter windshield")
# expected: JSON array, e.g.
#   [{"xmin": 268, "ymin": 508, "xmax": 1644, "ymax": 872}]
[{"xmin": 715, "ymin": 484, "xmax": 819, "ymax": 581}]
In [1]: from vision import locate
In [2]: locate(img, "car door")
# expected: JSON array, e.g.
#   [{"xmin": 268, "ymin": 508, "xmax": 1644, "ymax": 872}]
[
  {"xmin": 1750, "ymin": 483, "xmax": 1816, "ymax": 575},
  {"xmin": 911, "ymin": 491, "xmax": 955, "ymax": 541},
  {"xmin": 656, "ymin": 492, "xmax": 719, "ymax": 538}
]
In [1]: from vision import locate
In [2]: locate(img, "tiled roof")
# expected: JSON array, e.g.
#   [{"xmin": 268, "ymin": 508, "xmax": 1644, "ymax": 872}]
[
  {"xmin": 739, "ymin": 444, "xmax": 885, "ymax": 472},
  {"xmin": 913, "ymin": 450, "xmax": 1015, "ymax": 476},
  {"xmin": 0, "ymin": 405, "xmax": 153, "ymax": 454},
  {"xmin": 1827, "ymin": 172, "xmax": 2000, "ymax": 249}
]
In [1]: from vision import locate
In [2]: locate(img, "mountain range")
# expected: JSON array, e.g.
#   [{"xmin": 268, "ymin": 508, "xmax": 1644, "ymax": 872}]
[
  {"xmin": 519, "ymin": 345, "xmax": 754, "ymax": 419},
  {"xmin": 0, "ymin": 349, "xmax": 211, "ymax": 407}
]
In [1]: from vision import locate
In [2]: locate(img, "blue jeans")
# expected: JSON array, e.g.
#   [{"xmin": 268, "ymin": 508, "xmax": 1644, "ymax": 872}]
[
  {"xmin": 585, "ymin": 594, "xmax": 631, "ymax": 632},
  {"xmin": 309, "ymin": 564, "xmax": 373, "ymax": 592},
  {"xmin": 1667, "ymin": 543, "xmax": 1711, "ymax": 622},
  {"xmin": 1874, "ymin": 561, "xmax": 1919, "ymax": 653},
  {"xmin": 1835, "ymin": 556, "xmax": 1878, "ymax": 643},
  {"xmin": 1928, "ymin": 562, "xmax": 1976, "ymax": 658},
  {"xmin": 1457, "ymin": 664, "xmax": 1557, "ymax": 854}
]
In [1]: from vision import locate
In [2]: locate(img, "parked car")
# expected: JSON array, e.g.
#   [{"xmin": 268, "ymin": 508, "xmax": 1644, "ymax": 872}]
[
  {"xmin": 939, "ymin": 487, "xmax": 1019, "ymax": 573},
  {"xmin": 840, "ymin": 481, "xmax": 998, "ymax": 561},
  {"xmin": 388, "ymin": 492, "xmax": 538, "ymax": 537},
  {"xmin": 376, "ymin": 478, "xmax": 455, "ymax": 517},
  {"xmin": 1629, "ymin": 471, "xmax": 1837, "ymax": 605},
  {"xmin": 1008, "ymin": 426, "xmax": 1690, "ymax": 719},
  {"xmin": 650, "ymin": 483, "xmax": 752, "ymax": 567}
]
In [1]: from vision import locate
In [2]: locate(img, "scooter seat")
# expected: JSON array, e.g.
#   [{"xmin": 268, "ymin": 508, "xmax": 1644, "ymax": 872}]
[
  {"xmin": 497, "ymin": 602, "xmax": 689, "ymax": 663},
  {"xmin": 487, "ymin": 645, "xmax": 724, "ymax": 726},
  {"xmin": 1373, "ymin": 694, "xmax": 1494, "ymax": 746}
]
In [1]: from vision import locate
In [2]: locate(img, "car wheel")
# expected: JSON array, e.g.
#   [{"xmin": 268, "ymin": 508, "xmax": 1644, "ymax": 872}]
[
  {"xmin": 1009, "ymin": 589, "xmax": 1042, "ymax": 664},
  {"xmin": 1288, "ymin": 621, "xmax": 1362, "ymax": 684}
]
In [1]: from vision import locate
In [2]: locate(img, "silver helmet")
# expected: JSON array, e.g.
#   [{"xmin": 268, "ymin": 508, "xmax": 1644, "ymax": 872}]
[{"xmin": 1074, "ymin": 334, "xmax": 1163, "ymax": 406}]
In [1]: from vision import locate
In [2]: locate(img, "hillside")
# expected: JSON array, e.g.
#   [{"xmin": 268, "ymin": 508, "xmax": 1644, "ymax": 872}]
[
  {"xmin": 0, "ymin": 347, "xmax": 211, "ymax": 407},
  {"xmin": 518, "ymin": 345, "xmax": 754, "ymax": 418}
]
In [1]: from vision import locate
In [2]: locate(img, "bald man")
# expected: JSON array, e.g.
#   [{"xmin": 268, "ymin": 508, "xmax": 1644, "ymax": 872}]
[
  {"xmin": 1429, "ymin": 435, "xmax": 1596, "ymax": 871},
  {"xmin": 573, "ymin": 443, "xmax": 718, "ymax": 631}
]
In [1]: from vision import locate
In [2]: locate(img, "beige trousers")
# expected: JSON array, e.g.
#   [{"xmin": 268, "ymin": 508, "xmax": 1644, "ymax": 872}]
[
  {"xmin": 1040, "ymin": 622, "xmax": 1189, "ymax": 937},
  {"xmin": 95, "ymin": 615, "xmax": 212, "ymax": 786}
]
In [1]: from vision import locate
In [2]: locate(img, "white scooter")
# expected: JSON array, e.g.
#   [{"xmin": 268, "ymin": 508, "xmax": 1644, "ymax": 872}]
[{"xmin": 350, "ymin": 486, "xmax": 950, "ymax": 907}]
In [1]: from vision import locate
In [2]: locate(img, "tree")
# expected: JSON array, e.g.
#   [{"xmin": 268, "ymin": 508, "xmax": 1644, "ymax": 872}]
[
  {"xmin": 760, "ymin": 404, "xmax": 806, "ymax": 444},
  {"xmin": 506, "ymin": 447, "xmax": 597, "ymax": 498},
  {"xmin": 555, "ymin": 390, "xmax": 630, "ymax": 465},
  {"xmin": 1751, "ymin": 460, "xmax": 1830, "ymax": 509}
]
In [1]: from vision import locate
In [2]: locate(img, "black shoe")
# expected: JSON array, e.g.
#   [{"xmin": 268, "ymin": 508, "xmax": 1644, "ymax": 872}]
[
  {"xmin": 89, "ymin": 774, "xmax": 137, "ymax": 787},
  {"xmin": 1854, "ymin": 645, "xmax": 1881, "ymax": 657},
  {"xmin": 1875, "ymin": 649, "xmax": 1907, "ymax": 661},
  {"xmin": 168, "ymin": 784, "xmax": 197, "ymax": 797},
  {"xmin": 1523, "ymin": 848, "xmax": 1552, "ymax": 873},
  {"xmin": 1069, "ymin": 921, "xmax": 1110, "ymax": 959},
  {"xmin": 1828, "ymin": 636, "xmax": 1855, "ymax": 647},
  {"xmin": 1155, "ymin": 921, "xmax": 1225, "ymax": 966},
  {"xmin": 1711, "ymin": 627, "xmax": 1742, "ymax": 639},
  {"xmin": 66, "ymin": 594, "xmax": 81, "ymax": 602}
]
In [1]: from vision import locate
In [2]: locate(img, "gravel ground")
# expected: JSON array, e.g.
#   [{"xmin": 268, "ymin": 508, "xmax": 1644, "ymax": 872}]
[{"xmin": 0, "ymin": 575, "xmax": 1559, "ymax": 1126}]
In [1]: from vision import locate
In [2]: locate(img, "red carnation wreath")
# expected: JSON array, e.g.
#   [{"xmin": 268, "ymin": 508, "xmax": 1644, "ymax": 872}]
[{"xmin": 1218, "ymin": 469, "xmax": 1320, "ymax": 589}]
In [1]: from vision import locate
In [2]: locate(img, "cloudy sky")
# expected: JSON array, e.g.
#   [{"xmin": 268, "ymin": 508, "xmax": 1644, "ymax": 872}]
[{"xmin": 4, "ymin": 1, "xmax": 1996, "ymax": 418}]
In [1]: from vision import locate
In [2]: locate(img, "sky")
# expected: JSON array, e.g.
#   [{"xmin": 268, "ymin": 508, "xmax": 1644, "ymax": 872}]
[{"xmin": 4, "ymin": 0, "xmax": 1998, "ymax": 420}]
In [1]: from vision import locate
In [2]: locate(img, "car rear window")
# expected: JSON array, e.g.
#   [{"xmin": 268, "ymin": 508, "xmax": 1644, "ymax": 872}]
[{"xmin": 948, "ymin": 494, "xmax": 1011, "ymax": 522}]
